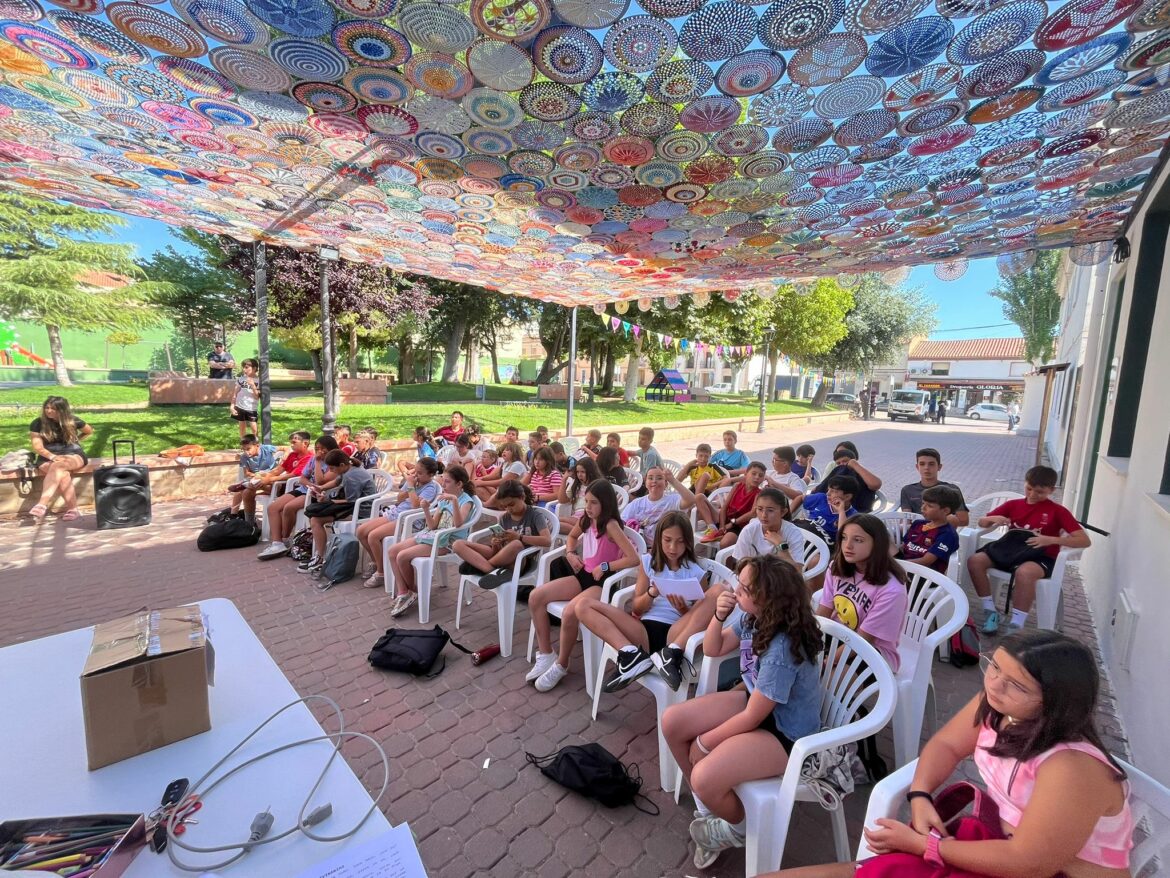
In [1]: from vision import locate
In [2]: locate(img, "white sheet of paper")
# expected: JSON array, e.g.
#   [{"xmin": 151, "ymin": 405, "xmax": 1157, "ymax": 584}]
[
  {"xmin": 292, "ymin": 824, "xmax": 427, "ymax": 878},
  {"xmin": 653, "ymin": 576, "xmax": 704, "ymax": 601}
]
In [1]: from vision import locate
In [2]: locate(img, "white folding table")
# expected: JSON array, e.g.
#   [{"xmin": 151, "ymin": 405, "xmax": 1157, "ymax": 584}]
[{"xmin": 0, "ymin": 597, "xmax": 392, "ymax": 876}]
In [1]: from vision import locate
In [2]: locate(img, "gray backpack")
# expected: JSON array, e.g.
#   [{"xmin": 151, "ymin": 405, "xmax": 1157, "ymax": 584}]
[{"xmin": 316, "ymin": 532, "xmax": 360, "ymax": 588}]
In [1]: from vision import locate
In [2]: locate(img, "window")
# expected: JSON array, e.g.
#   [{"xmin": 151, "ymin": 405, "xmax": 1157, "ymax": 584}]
[{"xmin": 930, "ymin": 361, "xmax": 950, "ymax": 375}]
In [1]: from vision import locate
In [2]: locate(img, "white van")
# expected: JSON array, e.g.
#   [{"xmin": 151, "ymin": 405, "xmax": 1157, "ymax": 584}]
[{"xmin": 888, "ymin": 389, "xmax": 931, "ymax": 422}]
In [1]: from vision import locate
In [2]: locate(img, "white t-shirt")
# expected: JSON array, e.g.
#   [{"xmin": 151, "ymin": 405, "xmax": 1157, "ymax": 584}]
[
  {"xmin": 641, "ymin": 554, "xmax": 707, "ymax": 626},
  {"xmin": 765, "ymin": 469, "xmax": 807, "ymax": 496},
  {"xmin": 503, "ymin": 461, "xmax": 527, "ymax": 478},
  {"xmin": 731, "ymin": 518, "xmax": 806, "ymax": 564},
  {"xmin": 623, "ymin": 492, "xmax": 682, "ymax": 543}
]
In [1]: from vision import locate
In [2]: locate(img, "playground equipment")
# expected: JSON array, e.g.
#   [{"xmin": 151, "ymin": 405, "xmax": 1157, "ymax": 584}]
[
  {"xmin": 0, "ymin": 322, "xmax": 49, "ymax": 366},
  {"xmin": 646, "ymin": 369, "xmax": 691, "ymax": 403}
]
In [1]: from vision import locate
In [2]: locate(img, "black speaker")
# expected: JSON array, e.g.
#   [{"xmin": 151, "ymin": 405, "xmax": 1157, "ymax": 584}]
[{"xmin": 94, "ymin": 439, "xmax": 151, "ymax": 530}]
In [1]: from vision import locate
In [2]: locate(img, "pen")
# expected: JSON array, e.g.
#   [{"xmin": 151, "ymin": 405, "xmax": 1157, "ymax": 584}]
[{"xmin": 11, "ymin": 852, "xmax": 91, "ymax": 870}]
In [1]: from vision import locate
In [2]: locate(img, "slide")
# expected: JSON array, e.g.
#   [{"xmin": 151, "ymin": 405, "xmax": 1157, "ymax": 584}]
[{"xmin": 11, "ymin": 344, "xmax": 49, "ymax": 366}]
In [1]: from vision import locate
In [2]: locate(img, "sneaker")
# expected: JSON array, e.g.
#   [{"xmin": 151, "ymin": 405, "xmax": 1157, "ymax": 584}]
[
  {"xmin": 227, "ymin": 481, "xmax": 247, "ymax": 493},
  {"xmin": 534, "ymin": 662, "xmax": 568, "ymax": 692},
  {"xmin": 258, "ymin": 541, "xmax": 288, "ymax": 560},
  {"xmin": 477, "ymin": 566, "xmax": 513, "ymax": 590},
  {"xmin": 653, "ymin": 646, "xmax": 687, "ymax": 692},
  {"xmin": 689, "ymin": 816, "xmax": 744, "ymax": 867},
  {"xmin": 525, "ymin": 651, "xmax": 557, "ymax": 683},
  {"xmin": 297, "ymin": 556, "xmax": 321, "ymax": 574},
  {"xmin": 389, "ymin": 593, "xmax": 417, "ymax": 618},
  {"xmin": 602, "ymin": 648, "xmax": 654, "ymax": 693},
  {"xmin": 700, "ymin": 527, "xmax": 723, "ymax": 544},
  {"xmin": 363, "ymin": 572, "xmax": 383, "ymax": 589},
  {"xmin": 981, "ymin": 610, "xmax": 1001, "ymax": 635}
]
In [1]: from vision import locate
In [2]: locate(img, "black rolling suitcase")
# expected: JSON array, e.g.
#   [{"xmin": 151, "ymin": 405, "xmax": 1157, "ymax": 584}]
[{"xmin": 94, "ymin": 439, "xmax": 152, "ymax": 530}]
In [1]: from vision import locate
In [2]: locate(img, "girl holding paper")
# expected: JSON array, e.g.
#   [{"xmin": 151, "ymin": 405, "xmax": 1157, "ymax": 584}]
[{"xmin": 577, "ymin": 511, "xmax": 726, "ymax": 694}]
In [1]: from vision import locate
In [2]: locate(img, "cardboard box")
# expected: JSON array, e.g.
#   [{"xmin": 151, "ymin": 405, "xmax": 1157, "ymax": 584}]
[
  {"xmin": 0, "ymin": 813, "xmax": 145, "ymax": 876},
  {"xmin": 81, "ymin": 607, "xmax": 213, "ymax": 770}
]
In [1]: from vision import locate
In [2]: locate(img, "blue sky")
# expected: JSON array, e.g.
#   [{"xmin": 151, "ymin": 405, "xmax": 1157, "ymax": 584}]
[{"xmin": 113, "ymin": 214, "xmax": 1017, "ymax": 342}]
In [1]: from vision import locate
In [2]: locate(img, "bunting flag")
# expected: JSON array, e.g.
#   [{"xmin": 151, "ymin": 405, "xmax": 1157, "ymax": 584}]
[
  {"xmin": 610, "ymin": 317, "xmax": 620, "ymax": 332},
  {"xmin": 621, "ymin": 320, "xmax": 631, "ymax": 336}
]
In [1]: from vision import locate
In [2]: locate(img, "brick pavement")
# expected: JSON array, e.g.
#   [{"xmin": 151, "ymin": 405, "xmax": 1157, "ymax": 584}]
[{"xmin": 0, "ymin": 417, "xmax": 1126, "ymax": 877}]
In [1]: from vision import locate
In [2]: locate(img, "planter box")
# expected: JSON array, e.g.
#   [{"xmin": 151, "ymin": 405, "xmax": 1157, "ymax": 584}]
[
  {"xmin": 149, "ymin": 377, "xmax": 234, "ymax": 405},
  {"xmin": 339, "ymin": 377, "xmax": 386, "ymax": 405},
  {"xmin": 536, "ymin": 384, "xmax": 584, "ymax": 402}
]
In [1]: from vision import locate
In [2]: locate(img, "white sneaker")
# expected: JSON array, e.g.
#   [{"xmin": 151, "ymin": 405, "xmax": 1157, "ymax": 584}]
[
  {"xmin": 258, "ymin": 541, "xmax": 287, "ymax": 560},
  {"xmin": 689, "ymin": 816, "xmax": 744, "ymax": 868},
  {"xmin": 525, "ymin": 651, "xmax": 557, "ymax": 683},
  {"xmin": 363, "ymin": 572, "xmax": 384, "ymax": 589},
  {"xmin": 534, "ymin": 662, "xmax": 568, "ymax": 692},
  {"xmin": 389, "ymin": 593, "xmax": 416, "ymax": 618}
]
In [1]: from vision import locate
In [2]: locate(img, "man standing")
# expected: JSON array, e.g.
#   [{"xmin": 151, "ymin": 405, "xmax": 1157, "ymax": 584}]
[
  {"xmin": 1008, "ymin": 400, "xmax": 1020, "ymax": 432},
  {"xmin": 937, "ymin": 396, "xmax": 948, "ymax": 424},
  {"xmin": 208, "ymin": 341, "xmax": 234, "ymax": 379}
]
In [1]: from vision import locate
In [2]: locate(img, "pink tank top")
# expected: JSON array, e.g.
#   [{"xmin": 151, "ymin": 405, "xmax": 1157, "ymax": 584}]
[
  {"xmin": 973, "ymin": 723, "xmax": 1133, "ymax": 869},
  {"xmin": 580, "ymin": 524, "xmax": 622, "ymax": 574}
]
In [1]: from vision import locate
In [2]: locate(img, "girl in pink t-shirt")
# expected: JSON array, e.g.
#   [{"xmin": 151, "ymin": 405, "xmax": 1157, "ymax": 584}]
[{"xmin": 816, "ymin": 513, "xmax": 909, "ymax": 672}]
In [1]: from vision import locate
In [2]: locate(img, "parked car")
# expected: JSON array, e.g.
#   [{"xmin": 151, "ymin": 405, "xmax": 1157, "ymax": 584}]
[
  {"xmin": 708, "ymin": 382, "xmax": 734, "ymax": 394},
  {"xmin": 824, "ymin": 393, "xmax": 858, "ymax": 407},
  {"xmin": 966, "ymin": 402, "xmax": 1010, "ymax": 422},
  {"xmin": 874, "ymin": 398, "xmax": 889, "ymax": 412},
  {"xmin": 887, "ymin": 389, "xmax": 931, "ymax": 422}
]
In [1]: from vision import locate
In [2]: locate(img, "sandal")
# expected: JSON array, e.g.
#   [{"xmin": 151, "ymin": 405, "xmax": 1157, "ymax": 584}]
[
  {"xmin": 61, "ymin": 508, "xmax": 82, "ymax": 522},
  {"xmin": 28, "ymin": 504, "xmax": 47, "ymax": 519}
]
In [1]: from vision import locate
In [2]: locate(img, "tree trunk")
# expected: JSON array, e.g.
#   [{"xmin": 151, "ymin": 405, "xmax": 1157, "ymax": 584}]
[
  {"xmin": 347, "ymin": 325, "xmax": 359, "ymax": 378},
  {"xmin": 622, "ymin": 334, "xmax": 644, "ymax": 402},
  {"xmin": 441, "ymin": 318, "xmax": 468, "ymax": 382},
  {"xmin": 397, "ymin": 335, "xmax": 414, "ymax": 384},
  {"xmin": 811, "ymin": 382, "xmax": 829, "ymax": 407},
  {"xmin": 536, "ymin": 320, "xmax": 568, "ymax": 383},
  {"xmin": 330, "ymin": 325, "xmax": 341, "ymax": 414},
  {"xmin": 309, "ymin": 350, "xmax": 323, "ymax": 385},
  {"xmin": 164, "ymin": 343, "xmax": 174, "ymax": 371},
  {"xmin": 104, "ymin": 339, "xmax": 110, "ymax": 370},
  {"xmin": 602, "ymin": 343, "xmax": 615, "ymax": 393},
  {"xmin": 489, "ymin": 330, "xmax": 501, "ymax": 384},
  {"xmin": 188, "ymin": 319, "xmax": 200, "ymax": 378},
  {"xmin": 46, "ymin": 325, "xmax": 72, "ymax": 386},
  {"xmin": 768, "ymin": 351, "xmax": 780, "ymax": 402}
]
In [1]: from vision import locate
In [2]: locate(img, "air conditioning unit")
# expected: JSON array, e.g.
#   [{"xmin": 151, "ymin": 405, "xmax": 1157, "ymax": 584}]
[{"xmin": 1110, "ymin": 589, "xmax": 1139, "ymax": 671}]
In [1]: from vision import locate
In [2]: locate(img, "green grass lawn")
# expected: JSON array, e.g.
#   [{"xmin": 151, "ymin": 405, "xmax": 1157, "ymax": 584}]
[
  {"xmin": 0, "ymin": 384, "xmax": 150, "ymax": 406},
  {"xmin": 0, "ymin": 396, "xmax": 817, "ymax": 456}
]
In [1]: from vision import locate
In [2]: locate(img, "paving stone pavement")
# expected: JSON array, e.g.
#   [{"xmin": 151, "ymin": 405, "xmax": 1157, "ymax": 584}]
[{"xmin": 0, "ymin": 417, "xmax": 1127, "ymax": 877}]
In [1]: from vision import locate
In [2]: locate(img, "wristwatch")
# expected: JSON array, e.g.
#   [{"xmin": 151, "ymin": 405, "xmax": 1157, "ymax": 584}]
[
  {"xmin": 772, "ymin": 542, "xmax": 789, "ymax": 554},
  {"xmin": 599, "ymin": 562, "xmax": 611, "ymax": 574}
]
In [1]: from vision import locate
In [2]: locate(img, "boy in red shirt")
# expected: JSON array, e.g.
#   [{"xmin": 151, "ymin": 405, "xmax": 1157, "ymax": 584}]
[
  {"xmin": 239, "ymin": 431, "xmax": 313, "ymax": 523},
  {"xmin": 698, "ymin": 461, "xmax": 767, "ymax": 548},
  {"xmin": 968, "ymin": 465, "xmax": 1090, "ymax": 632}
]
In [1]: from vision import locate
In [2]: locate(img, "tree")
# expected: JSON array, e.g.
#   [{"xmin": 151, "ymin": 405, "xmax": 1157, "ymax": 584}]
[
  {"xmin": 423, "ymin": 282, "xmax": 534, "ymax": 382},
  {"xmin": 106, "ymin": 331, "xmax": 141, "ymax": 369},
  {"xmin": 764, "ymin": 280, "xmax": 855, "ymax": 400},
  {"xmin": 807, "ymin": 274, "xmax": 937, "ymax": 404},
  {"xmin": 0, "ymin": 193, "xmax": 160, "ymax": 385},
  {"xmin": 990, "ymin": 250, "xmax": 1061, "ymax": 365},
  {"xmin": 140, "ymin": 229, "xmax": 245, "ymax": 377}
]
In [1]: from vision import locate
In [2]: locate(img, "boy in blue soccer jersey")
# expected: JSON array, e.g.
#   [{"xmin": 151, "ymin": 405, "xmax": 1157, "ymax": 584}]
[{"xmin": 898, "ymin": 484, "xmax": 962, "ymax": 574}]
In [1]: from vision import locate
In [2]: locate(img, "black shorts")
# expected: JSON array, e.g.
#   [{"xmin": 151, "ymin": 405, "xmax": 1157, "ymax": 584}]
[
  {"xmin": 550, "ymin": 556, "xmax": 602, "ymax": 591},
  {"xmin": 758, "ymin": 712, "xmax": 796, "ymax": 752},
  {"xmin": 725, "ymin": 520, "xmax": 747, "ymax": 536},
  {"xmin": 231, "ymin": 408, "xmax": 258, "ymax": 422},
  {"xmin": 305, "ymin": 500, "xmax": 354, "ymax": 519},
  {"xmin": 642, "ymin": 619, "xmax": 672, "ymax": 654},
  {"xmin": 976, "ymin": 546, "xmax": 1056, "ymax": 577},
  {"xmin": 36, "ymin": 451, "xmax": 88, "ymax": 468}
]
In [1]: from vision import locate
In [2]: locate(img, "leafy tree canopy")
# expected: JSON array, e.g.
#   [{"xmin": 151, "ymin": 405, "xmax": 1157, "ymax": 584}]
[{"xmin": 990, "ymin": 250, "xmax": 1061, "ymax": 365}]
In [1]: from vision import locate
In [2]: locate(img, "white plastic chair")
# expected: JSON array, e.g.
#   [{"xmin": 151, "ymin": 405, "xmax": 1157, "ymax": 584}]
[
  {"xmin": 857, "ymin": 758, "xmax": 1170, "ymax": 874},
  {"xmin": 714, "ymin": 618, "xmax": 898, "ymax": 876},
  {"xmin": 983, "ymin": 543, "xmax": 1083, "ymax": 631},
  {"xmin": 383, "ymin": 507, "xmax": 424, "ymax": 596},
  {"xmin": 591, "ymin": 558, "xmax": 736, "ymax": 792},
  {"xmin": 891, "ymin": 563, "xmax": 969, "ymax": 768},
  {"xmin": 526, "ymin": 527, "xmax": 647, "ymax": 697},
  {"xmin": 257, "ymin": 476, "xmax": 288, "ymax": 542},
  {"xmin": 660, "ymin": 458, "xmax": 683, "ymax": 478},
  {"xmin": 714, "ymin": 529, "xmax": 831, "ymax": 583},
  {"xmin": 455, "ymin": 506, "xmax": 560, "ymax": 657},
  {"xmin": 624, "ymin": 468, "xmax": 643, "ymax": 492},
  {"xmin": 614, "ymin": 484, "xmax": 630, "ymax": 511},
  {"xmin": 693, "ymin": 485, "xmax": 733, "ymax": 538},
  {"xmin": 410, "ymin": 496, "xmax": 485, "ymax": 624},
  {"xmin": 560, "ymin": 436, "xmax": 580, "ymax": 455},
  {"xmin": 870, "ymin": 489, "xmax": 893, "ymax": 513},
  {"xmin": 331, "ymin": 469, "xmax": 394, "ymax": 537},
  {"xmin": 880, "ymin": 509, "xmax": 962, "ymax": 583},
  {"xmin": 435, "ymin": 444, "xmax": 457, "ymax": 466}
]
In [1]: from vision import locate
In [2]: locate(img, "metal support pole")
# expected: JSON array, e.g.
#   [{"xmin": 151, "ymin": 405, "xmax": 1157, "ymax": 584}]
[
  {"xmin": 757, "ymin": 333, "xmax": 771, "ymax": 433},
  {"xmin": 254, "ymin": 242, "xmax": 272, "ymax": 444},
  {"xmin": 319, "ymin": 250, "xmax": 337, "ymax": 435},
  {"xmin": 566, "ymin": 306, "xmax": 577, "ymax": 436},
  {"xmin": 588, "ymin": 339, "xmax": 595, "ymax": 404}
]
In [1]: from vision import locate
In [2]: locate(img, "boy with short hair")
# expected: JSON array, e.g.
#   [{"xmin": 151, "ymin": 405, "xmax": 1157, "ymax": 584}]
[
  {"xmin": 679, "ymin": 443, "xmax": 728, "ymax": 494},
  {"xmin": 607, "ymin": 432, "xmax": 630, "ymax": 467},
  {"xmin": 526, "ymin": 431, "xmax": 542, "ymax": 466},
  {"xmin": 765, "ymin": 445, "xmax": 807, "ymax": 510},
  {"xmin": 800, "ymin": 474, "xmax": 859, "ymax": 545},
  {"xmin": 710, "ymin": 430, "xmax": 750, "ymax": 476},
  {"xmin": 505, "ymin": 426, "xmax": 520, "ymax": 444},
  {"xmin": 792, "ymin": 444, "xmax": 821, "ymax": 485},
  {"xmin": 968, "ymin": 465, "xmax": 1089, "ymax": 633},
  {"xmin": 898, "ymin": 484, "xmax": 961, "ymax": 574},
  {"xmin": 334, "ymin": 424, "xmax": 356, "ymax": 457},
  {"xmin": 899, "ymin": 448, "xmax": 969, "ymax": 527},
  {"xmin": 630, "ymin": 428, "xmax": 663, "ymax": 498},
  {"xmin": 536, "ymin": 425, "xmax": 550, "ymax": 445},
  {"xmin": 573, "ymin": 429, "xmax": 603, "ymax": 466},
  {"xmin": 240, "ymin": 431, "xmax": 313, "ymax": 523},
  {"xmin": 698, "ymin": 461, "xmax": 767, "ymax": 548},
  {"xmin": 228, "ymin": 434, "xmax": 277, "ymax": 514},
  {"xmin": 352, "ymin": 429, "xmax": 381, "ymax": 470}
]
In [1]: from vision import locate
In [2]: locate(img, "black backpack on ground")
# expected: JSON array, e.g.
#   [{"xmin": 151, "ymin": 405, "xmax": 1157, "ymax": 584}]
[
  {"xmin": 525, "ymin": 744, "xmax": 659, "ymax": 813},
  {"xmin": 368, "ymin": 625, "xmax": 473, "ymax": 676},
  {"xmin": 197, "ymin": 517, "xmax": 261, "ymax": 551}
]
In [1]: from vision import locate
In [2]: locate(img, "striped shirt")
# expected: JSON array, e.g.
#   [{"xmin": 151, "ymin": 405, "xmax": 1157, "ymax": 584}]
[{"xmin": 528, "ymin": 469, "xmax": 564, "ymax": 497}]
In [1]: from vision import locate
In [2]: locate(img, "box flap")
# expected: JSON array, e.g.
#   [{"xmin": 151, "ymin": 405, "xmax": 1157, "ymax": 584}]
[{"xmin": 83, "ymin": 607, "xmax": 206, "ymax": 676}]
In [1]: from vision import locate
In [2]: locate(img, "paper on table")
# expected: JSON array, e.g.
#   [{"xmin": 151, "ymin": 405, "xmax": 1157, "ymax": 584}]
[
  {"xmin": 652, "ymin": 576, "xmax": 704, "ymax": 601},
  {"xmin": 292, "ymin": 824, "xmax": 427, "ymax": 878}
]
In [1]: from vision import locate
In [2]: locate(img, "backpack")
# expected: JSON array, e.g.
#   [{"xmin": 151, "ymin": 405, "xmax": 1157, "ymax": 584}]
[
  {"xmin": 368, "ymin": 625, "xmax": 473, "ymax": 676},
  {"xmin": 983, "ymin": 529, "xmax": 1049, "ymax": 572},
  {"xmin": 318, "ymin": 531, "xmax": 360, "ymax": 586},
  {"xmin": 949, "ymin": 616, "xmax": 981, "ymax": 667},
  {"xmin": 206, "ymin": 506, "xmax": 239, "ymax": 524},
  {"xmin": 197, "ymin": 517, "xmax": 261, "ymax": 551},
  {"xmin": 0, "ymin": 449, "xmax": 32, "ymax": 472},
  {"xmin": 288, "ymin": 528, "xmax": 315, "ymax": 562},
  {"xmin": 525, "ymin": 744, "xmax": 659, "ymax": 814}
]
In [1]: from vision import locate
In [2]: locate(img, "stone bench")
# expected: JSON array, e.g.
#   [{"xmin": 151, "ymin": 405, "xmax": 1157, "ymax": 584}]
[
  {"xmin": 149, "ymin": 377, "xmax": 235, "ymax": 405},
  {"xmin": 339, "ymin": 377, "xmax": 386, "ymax": 405},
  {"xmin": 536, "ymin": 384, "xmax": 584, "ymax": 402}
]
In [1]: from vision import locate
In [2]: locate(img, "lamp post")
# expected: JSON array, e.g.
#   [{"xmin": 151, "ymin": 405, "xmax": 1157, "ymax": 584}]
[
  {"xmin": 566, "ymin": 305, "xmax": 577, "ymax": 436},
  {"xmin": 319, "ymin": 246, "xmax": 339, "ymax": 435},
  {"xmin": 757, "ymin": 330, "xmax": 774, "ymax": 433},
  {"xmin": 254, "ymin": 241, "xmax": 272, "ymax": 445}
]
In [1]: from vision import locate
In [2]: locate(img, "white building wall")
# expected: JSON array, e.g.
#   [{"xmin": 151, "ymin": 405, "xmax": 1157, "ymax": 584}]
[
  {"xmin": 906, "ymin": 358, "xmax": 1030, "ymax": 379},
  {"xmin": 1064, "ymin": 156, "xmax": 1170, "ymax": 784}
]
